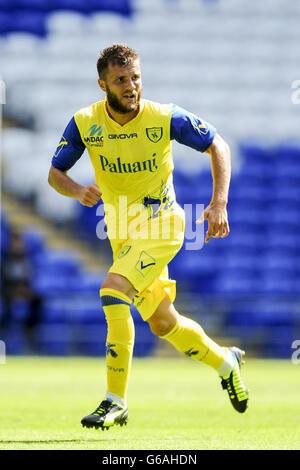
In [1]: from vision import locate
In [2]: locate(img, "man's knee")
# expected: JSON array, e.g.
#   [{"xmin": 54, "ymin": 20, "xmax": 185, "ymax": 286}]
[
  {"xmin": 147, "ymin": 297, "xmax": 178, "ymax": 337},
  {"xmin": 101, "ymin": 273, "xmax": 137, "ymax": 299}
]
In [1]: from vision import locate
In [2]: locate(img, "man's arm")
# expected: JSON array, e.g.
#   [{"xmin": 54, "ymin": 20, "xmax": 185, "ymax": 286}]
[
  {"xmin": 48, "ymin": 165, "xmax": 102, "ymax": 208},
  {"xmin": 196, "ymin": 133, "xmax": 231, "ymax": 243},
  {"xmin": 170, "ymin": 104, "xmax": 231, "ymax": 243},
  {"xmin": 49, "ymin": 116, "xmax": 102, "ymax": 207}
]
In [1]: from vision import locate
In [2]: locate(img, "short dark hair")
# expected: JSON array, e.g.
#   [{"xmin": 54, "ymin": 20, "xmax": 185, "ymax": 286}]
[{"xmin": 97, "ymin": 44, "xmax": 140, "ymax": 79}]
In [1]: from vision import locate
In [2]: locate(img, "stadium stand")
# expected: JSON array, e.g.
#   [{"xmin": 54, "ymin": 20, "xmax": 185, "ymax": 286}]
[{"xmin": 1, "ymin": 0, "xmax": 300, "ymax": 357}]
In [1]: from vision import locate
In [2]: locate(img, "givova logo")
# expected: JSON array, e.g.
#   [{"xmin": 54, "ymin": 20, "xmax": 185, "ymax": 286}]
[{"xmin": 84, "ymin": 124, "xmax": 104, "ymax": 146}]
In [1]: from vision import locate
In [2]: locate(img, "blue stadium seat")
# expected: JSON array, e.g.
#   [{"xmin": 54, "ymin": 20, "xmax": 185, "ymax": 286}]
[
  {"xmin": 239, "ymin": 140, "xmax": 277, "ymax": 165},
  {"xmin": 13, "ymin": 11, "xmax": 47, "ymax": 36},
  {"xmin": 223, "ymin": 253, "xmax": 263, "ymax": 272},
  {"xmin": 0, "ymin": 0, "xmax": 19, "ymax": 11},
  {"xmin": 228, "ymin": 208, "xmax": 266, "ymax": 233},
  {"xmin": 0, "ymin": 12, "xmax": 13, "ymax": 34},
  {"xmin": 53, "ymin": 0, "xmax": 90, "ymax": 13},
  {"xmin": 260, "ymin": 251, "xmax": 297, "ymax": 272},
  {"xmin": 32, "ymin": 249, "xmax": 82, "ymax": 275},
  {"xmin": 272, "ymin": 165, "xmax": 300, "ymax": 188},
  {"xmin": 21, "ymin": 228, "xmax": 45, "ymax": 258},
  {"xmin": 171, "ymin": 251, "xmax": 218, "ymax": 293},
  {"xmin": 272, "ymin": 187, "xmax": 300, "ymax": 206},
  {"xmin": 31, "ymin": 273, "xmax": 72, "ymax": 295},
  {"xmin": 72, "ymin": 270, "xmax": 106, "ymax": 293},
  {"xmin": 215, "ymin": 273, "xmax": 256, "ymax": 295},
  {"xmin": 36, "ymin": 323, "xmax": 71, "ymax": 355},
  {"xmin": 264, "ymin": 232, "xmax": 298, "ymax": 253},
  {"xmin": 10, "ymin": 299, "xmax": 30, "ymax": 322},
  {"xmin": 278, "ymin": 140, "xmax": 300, "ymax": 162},
  {"xmin": 225, "ymin": 303, "xmax": 295, "ymax": 355},
  {"xmin": 238, "ymin": 160, "xmax": 276, "ymax": 183},
  {"xmin": 17, "ymin": 0, "xmax": 60, "ymax": 11},
  {"xmin": 0, "ymin": 211, "xmax": 10, "ymax": 255},
  {"xmin": 88, "ymin": 0, "xmax": 133, "ymax": 17},
  {"xmin": 3, "ymin": 325, "xmax": 27, "ymax": 354},
  {"xmin": 221, "ymin": 230, "xmax": 266, "ymax": 255},
  {"xmin": 258, "ymin": 269, "xmax": 299, "ymax": 295},
  {"xmin": 36, "ymin": 300, "xmax": 70, "ymax": 355},
  {"xmin": 133, "ymin": 322, "xmax": 157, "ymax": 357},
  {"xmin": 263, "ymin": 327, "xmax": 295, "ymax": 358}
]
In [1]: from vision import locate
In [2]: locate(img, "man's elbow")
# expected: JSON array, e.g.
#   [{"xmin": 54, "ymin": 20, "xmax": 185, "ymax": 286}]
[
  {"xmin": 209, "ymin": 133, "xmax": 230, "ymax": 157},
  {"xmin": 48, "ymin": 165, "xmax": 62, "ymax": 187},
  {"xmin": 48, "ymin": 166, "xmax": 54, "ymax": 187}
]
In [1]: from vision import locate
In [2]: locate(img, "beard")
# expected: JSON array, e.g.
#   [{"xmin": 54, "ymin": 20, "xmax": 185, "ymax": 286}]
[{"xmin": 106, "ymin": 84, "xmax": 141, "ymax": 114}]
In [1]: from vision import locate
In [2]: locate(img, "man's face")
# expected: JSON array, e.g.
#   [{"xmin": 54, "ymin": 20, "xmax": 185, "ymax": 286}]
[{"xmin": 99, "ymin": 59, "xmax": 142, "ymax": 114}]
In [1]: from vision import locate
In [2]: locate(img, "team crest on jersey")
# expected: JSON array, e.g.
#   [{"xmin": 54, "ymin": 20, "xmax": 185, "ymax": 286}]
[{"xmin": 146, "ymin": 127, "xmax": 163, "ymax": 143}]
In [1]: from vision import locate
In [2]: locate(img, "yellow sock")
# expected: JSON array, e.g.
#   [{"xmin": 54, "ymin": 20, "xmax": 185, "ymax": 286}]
[
  {"xmin": 100, "ymin": 288, "xmax": 135, "ymax": 404},
  {"xmin": 160, "ymin": 314, "xmax": 230, "ymax": 370}
]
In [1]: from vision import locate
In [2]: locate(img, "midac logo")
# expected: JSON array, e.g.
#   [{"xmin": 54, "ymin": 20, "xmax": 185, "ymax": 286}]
[
  {"xmin": 84, "ymin": 124, "xmax": 104, "ymax": 146},
  {"xmin": 89, "ymin": 124, "xmax": 103, "ymax": 136}
]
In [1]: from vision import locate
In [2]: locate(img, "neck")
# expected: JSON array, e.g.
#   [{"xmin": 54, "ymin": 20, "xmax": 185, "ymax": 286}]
[{"xmin": 105, "ymin": 101, "xmax": 140, "ymax": 126}]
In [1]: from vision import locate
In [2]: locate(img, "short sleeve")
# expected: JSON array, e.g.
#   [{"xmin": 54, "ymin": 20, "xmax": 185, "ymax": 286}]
[
  {"xmin": 51, "ymin": 116, "xmax": 85, "ymax": 171},
  {"xmin": 170, "ymin": 104, "xmax": 217, "ymax": 153}
]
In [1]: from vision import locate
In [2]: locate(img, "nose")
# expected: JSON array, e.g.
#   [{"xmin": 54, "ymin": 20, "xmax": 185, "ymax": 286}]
[{"xmin": 125, "ymin": 78, "xmax": 137, "ymax": 90}]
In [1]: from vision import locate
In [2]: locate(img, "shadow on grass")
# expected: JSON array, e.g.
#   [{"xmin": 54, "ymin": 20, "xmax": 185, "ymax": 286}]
[{"xmin": 0, "ymin": 438, "xmax": 117, "ymax": 444}]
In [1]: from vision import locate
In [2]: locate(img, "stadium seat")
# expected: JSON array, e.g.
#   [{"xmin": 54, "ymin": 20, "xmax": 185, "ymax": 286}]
[
  {"xmin": 3, "ymin": 325, "xmax": 27, "ymax": 354},
  {"xmin": 258, "ymin": 270, "xmax": 299, "ymax": 295},
  {"xmin": 12, "ymin": 11, "xmax": 47, "ymax": 36},
  {"xmin": 0, "ymin": 211, "xmax": 11, "ymax": 255},
  {"xmin": 33, "ymin": 249, "xmax": 82, "ymax": 273},
  {"xmin": 215, "ymin": 271, "xmax": 257, "ymax": 295},
  {"xmin": 239, "ymin": 140, "xmax": 277, "ymax": 164},
  {"xmin": 36, "ymin": 323, "xmax": 72, "ymax": 355},
  {"xmin": 46, "ymin": 10, "xmax": 88, "ymax": 36},
  {"xmin": 16, "ymin": 0, "xmax": 58, "ymax": 11},
  {"xmin": 0, "ymin": 12, "xmax": 13, "ymax": 34},
  {"xmin": 0, "ymin": 0, "xmax": 19, "ymax": 10},
  {"xmin": 21, "ymin": 228, "xmax": 46, "ymax": 258},
  {"xmin": 74, "ymin": 270, "xmax": 106, "ymax": 293}
]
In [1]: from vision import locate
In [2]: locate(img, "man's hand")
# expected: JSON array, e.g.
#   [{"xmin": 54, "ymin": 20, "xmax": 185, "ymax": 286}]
[
  {"xmin": 77, "ymin": 184, "xmax": 102, "ymax": 207},
  {"xmin": 196, "ymin": 202, "xmax": 229, "ymax": 243}
]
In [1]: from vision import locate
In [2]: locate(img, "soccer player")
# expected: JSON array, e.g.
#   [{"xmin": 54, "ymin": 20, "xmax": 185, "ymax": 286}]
[{"xmin": 48, "ymin": 44, "xmax": 249, "ymax": 430}]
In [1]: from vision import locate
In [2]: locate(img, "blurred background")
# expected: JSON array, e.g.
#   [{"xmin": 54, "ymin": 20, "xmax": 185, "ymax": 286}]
[{"xmin": 1, "ymin": 0, "xmax": 300, "ymax": 360}]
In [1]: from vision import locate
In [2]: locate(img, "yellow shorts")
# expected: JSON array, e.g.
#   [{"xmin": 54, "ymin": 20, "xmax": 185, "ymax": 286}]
[{"xmin": 108, "ymin": 203, "xmax": 185, "ymax": 321}]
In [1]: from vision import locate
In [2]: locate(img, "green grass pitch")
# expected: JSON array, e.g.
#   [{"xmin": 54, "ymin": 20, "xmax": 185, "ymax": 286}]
[{"xmin": 0, "ymin": 356, "xmax": 299, "ymax": 450}]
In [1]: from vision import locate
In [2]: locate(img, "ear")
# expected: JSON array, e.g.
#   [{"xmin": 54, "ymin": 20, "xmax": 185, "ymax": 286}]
[{"xmin": 98, "ymin": 78, "xmax": 106, "ymax": 93}]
